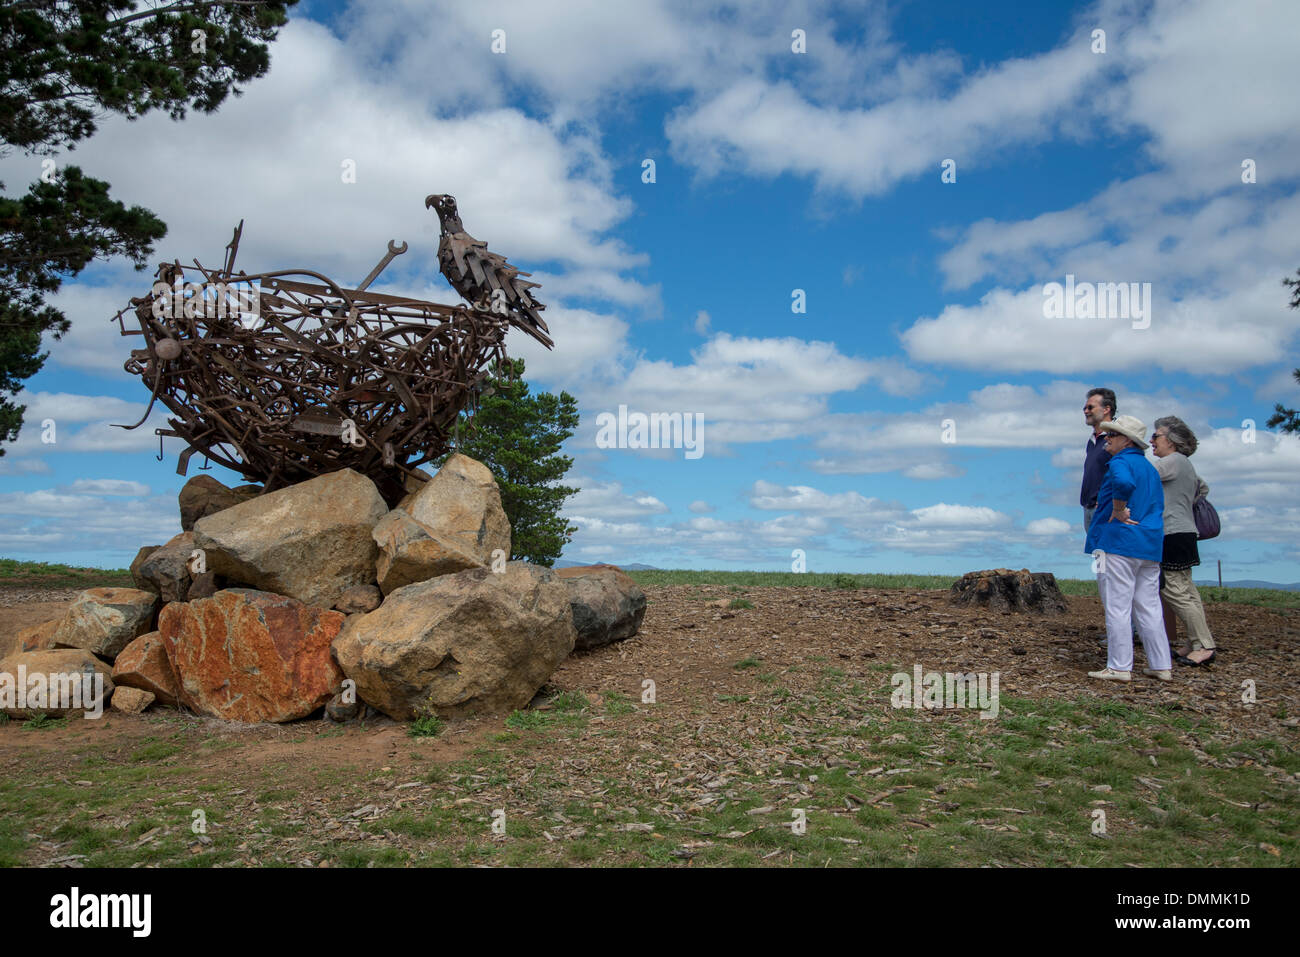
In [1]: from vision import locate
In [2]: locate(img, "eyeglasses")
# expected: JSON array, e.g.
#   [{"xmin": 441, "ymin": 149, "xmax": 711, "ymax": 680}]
[{"xmin": 1152, "ymin": 432, "xmax": 1167, "ymax": 440}]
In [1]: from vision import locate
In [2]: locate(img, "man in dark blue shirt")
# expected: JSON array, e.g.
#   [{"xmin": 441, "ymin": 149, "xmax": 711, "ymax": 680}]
[{"xmin": 1081, "ymin": 388, "xmax": 1117, "ymax": 533}]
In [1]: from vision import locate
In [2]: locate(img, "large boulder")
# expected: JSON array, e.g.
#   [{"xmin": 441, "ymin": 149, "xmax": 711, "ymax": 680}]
[
  {"xmin": 193, "ymin": 469, "xmax": 387, "ymax": 608},
  {"xmin": 186, "ymin": 571, "xmax": 220, "ymax": 601},
  {"xmin": 129, "ymin": 545, "xmax": 161, "ymax": 589},
  {"xmin": 1, "ymin": 619, "xmax": 59, "ymax": 659},
  {"xmin": 178, "ymin": 475, "xmax": 261, "ymax": 531},
  {"xmin": 404, "ymin": 455, "xmax": 511, "ymax": 554},
  {"xmin": 132, "ymin": 531, "xmax": 196, "ymax": 603},
  {"xmin": 555, "ymin": 564, "xmax": 647, "ymax": 651},
  {"xmin": 51, "ymin": 587, "xmax": 157, "ymax": 659},
  {"xmin": 373, "ymin": 510, "xmax": 483, "ymax": 594},
  {"xmin": 333, "ymin": 562, "xmax": 577, "ymax": 720},
  {"xmin": 394, "ymin": 468, "xmax": 434, "ymax": 512},
  {"xmin": 111, "ymin": 631, "xmax": 180, "ymax": 708},
  {"xmin": 159, "ymin": 589, "xmax": 346, "ymax": 723},
  {"xmin": 0, "ymin": 649, "xmax": 114, "ymax": 718},
  {"xmin": 373, "ymin": 454, "xmax": 511, "ymax": 594}
]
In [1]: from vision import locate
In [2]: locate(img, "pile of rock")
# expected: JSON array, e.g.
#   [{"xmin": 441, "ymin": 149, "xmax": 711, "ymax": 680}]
[{"xmin": 1, "ymin": 455, "xmax": 645, "ymax": 723}]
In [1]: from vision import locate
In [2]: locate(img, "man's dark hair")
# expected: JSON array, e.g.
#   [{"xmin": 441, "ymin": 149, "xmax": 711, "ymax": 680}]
[{"xmin": 1087, "ymin": 388, "xmax": 1117, "ymax": 418}]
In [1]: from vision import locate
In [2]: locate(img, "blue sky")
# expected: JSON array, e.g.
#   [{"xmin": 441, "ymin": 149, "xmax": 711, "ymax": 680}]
[{"xmin": 2, "ymin": 0, "xmax": 1298, "ymax": 582}]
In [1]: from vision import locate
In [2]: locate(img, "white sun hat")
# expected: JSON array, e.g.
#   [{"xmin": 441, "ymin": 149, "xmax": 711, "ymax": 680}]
[{"xmin": 1098, "ymin": 414, "xmax": 1148, "ymax": 450}]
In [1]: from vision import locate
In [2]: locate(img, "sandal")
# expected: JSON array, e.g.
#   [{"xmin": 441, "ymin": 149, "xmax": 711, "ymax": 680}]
[{"xmin": 1175, "ymin": 650, "xmax": 1216, "ymax": 667}]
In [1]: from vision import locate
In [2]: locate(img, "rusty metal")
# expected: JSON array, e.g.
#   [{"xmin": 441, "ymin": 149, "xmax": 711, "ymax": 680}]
[
  {"xmin": 356, "ymin": 239, "xmax": 408, "ymax": 292},
  {"xmin": 426, "ymin": 193, "xmax": 550, "ymax": 344},
  {"xmin": 112, "ymin": 196, "xmax": 552, "ymax": 504}
]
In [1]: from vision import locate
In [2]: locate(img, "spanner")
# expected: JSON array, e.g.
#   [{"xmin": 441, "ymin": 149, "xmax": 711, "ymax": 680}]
[{"xmin": 356, "ymin": 239, "xmax": 408, "ymax": 292}]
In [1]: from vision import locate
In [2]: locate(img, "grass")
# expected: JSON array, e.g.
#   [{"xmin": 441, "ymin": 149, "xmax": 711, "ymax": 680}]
[
  {"xmin": 1, "ymin": 680, "xmax": 1294, "ymax": 867},
  {"xmin": 2, "ymin": 557, "xmax": 1292, "ymax": 611},
  {"xmin": 130, "ymin": 739, "xmax": 182, "ymax": 762},
  {"xmin": 0, "ymin": 558, "xmax": 133, "ymax": 589},
  {"xmin": 22, "ymin": 713, "xmax": 67, "ymax": 731},
  {"xmin": 505, "ymin": 690, "xmax": 591, "ymax": 731},
  {"xmin": 602, "ymin": 691, "xmax": 635, "ymax": 716},
  {"xmin": 408, "ymin": 714, "xmax": 445, "ymax": 738},
  {"xmin": 625, "ymin": 569, "xmax": 1299, "ymax": 609},
  {"xmin": 728, "ymin": 597, "xmax": 754, "ymax": 609},
  {"xmin": 1, "ymin": 565, "xmax": 1294, "ymax": 867}
]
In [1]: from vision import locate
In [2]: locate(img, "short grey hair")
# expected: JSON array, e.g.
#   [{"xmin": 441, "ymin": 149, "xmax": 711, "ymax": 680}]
[{"xmin": 1154, "ymin": 415, "xmax": 1197, "ymax": 456}]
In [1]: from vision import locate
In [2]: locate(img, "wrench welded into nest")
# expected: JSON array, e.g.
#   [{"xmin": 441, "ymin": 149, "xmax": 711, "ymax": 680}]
[{"xmin": 356, "ymin": 239, "xmax": 408, "ymax": 292}]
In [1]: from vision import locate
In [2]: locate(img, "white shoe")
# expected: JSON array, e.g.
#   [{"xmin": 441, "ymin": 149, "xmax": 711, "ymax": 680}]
[
  {"xmin": 1143, "ymin": 669, "xmax": 1172, "ymax": 681},
  {"xmin": 1088, "ymin": 668, "xmax": 1131, "ymax": 682}
]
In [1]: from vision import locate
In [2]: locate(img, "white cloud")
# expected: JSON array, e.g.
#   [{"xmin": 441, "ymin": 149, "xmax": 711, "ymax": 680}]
[
  {"xmin": 9, "ymin": 391, "xmax": 145, "ymax": 425},
  {"xmin": 688, "ymin": 500, "xmax": 714, "ymax": 513},
  {"xmin": 913, "ymin": 0, "xmax": 1300, "ymax": 379},
  {"xmin": 1026, "ymin": 517, "xmax": 1072, "ymax": 536},
  {"xmin": 903, "ymin": 462, "xmax": 964, "ymax": 480},
  {"xmin": 564, "ymin": 479, "xmax": 670, "ymax": 520},
  {"xmin": 341, "ymin": 0, "xmax": 913, "ymax": 120},
  {"xmin": 1179, "ymin": 429, "xmax": 1300, "ymax": 510},
  {"xmin": 0, "ymin": 488, "xmax": 180, "ymax": 557},
  {"xmin": 910, "ymin": 503, "xmax": 1009, "ymax": 528},
  {"xmin": 1107, "ymin": 0, "xmax": 1300, "ymax": 171},
  {"xmin": 666, "ymin": 31, "xmax": 1105, "ymax": 198},
  {"xmin": 0, "ymin": 387, "xmax": 191, "ymax": 464},
  {"xmin": 507, "ymin": 305, "xmax": 632, "ymax": 384},
  {"xmin": 748, "ymin": 480, "xmax": 895, "ymax": 518},
  {"xmin": 901, "ymin": 275, "xmax": 1297, "ymax": 375},
  {"xmin": 575, "ymin": 332, "xmax": 925, "ymax": 453},
  {"xmin": 42, "ymin": 281, "xmax": 155, "ymax": 377},
  {"xmin": 60, "ymin": 479, "xmax": 151, "ymax": 497},
  {"xmin": 0, "ymin": 17, "xmax": 657, "ymax": 344}
]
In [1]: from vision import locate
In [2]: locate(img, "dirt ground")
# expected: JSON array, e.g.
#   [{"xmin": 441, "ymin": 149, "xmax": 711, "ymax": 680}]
[
  {"xmin": 1, "ymin": 583, "xmax": 1296, "ymax": 866},
  {"xmin": 4, "ymin": 583, "xmax": 1296, "ymax": 760}
]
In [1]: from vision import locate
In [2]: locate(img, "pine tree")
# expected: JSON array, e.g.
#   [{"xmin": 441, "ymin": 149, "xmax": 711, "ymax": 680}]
[
  {"xmin": 442, "ymin": 358, "xmax": 580, "ymax": 566},
  {"xmin": 1266, "ymin": 268, "xmax": 1300, "ymax": 435},
  {"xmin": 0, "ymin": 0, "xmax": 296, "ymax": 452}
]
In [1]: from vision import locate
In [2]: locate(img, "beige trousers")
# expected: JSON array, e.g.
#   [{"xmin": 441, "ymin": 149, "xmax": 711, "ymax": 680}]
[{"xmin": 1161, "ymin": 568, "xmax": 1216, "ymax": 651}]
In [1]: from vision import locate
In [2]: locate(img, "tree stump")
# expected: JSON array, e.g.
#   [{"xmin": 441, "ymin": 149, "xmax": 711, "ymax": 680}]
[{"xmin": 950, "ymin": 568, "xmax": 1068, "ymax": 615}]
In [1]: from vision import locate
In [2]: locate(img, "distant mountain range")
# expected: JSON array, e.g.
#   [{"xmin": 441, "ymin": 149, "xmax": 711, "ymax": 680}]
[{"xmin": 554, "ymin": 560, "xmax": 659, "ymax": 571}]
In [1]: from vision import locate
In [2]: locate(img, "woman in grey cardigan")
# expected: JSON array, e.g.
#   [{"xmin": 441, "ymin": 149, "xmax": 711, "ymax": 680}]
[{"xmin": 1151, "ymin": 416, "xmax": 1217, "ymax": 665}]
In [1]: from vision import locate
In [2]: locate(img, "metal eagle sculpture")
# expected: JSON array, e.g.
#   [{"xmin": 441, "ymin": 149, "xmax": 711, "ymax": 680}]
[
  {"xmin": 426, "ymin": 193, "xmax": 550, "ymax": 348},
  {"xmin": 112, "ymin": 195, "xmax": 552, "ymax": 505}
]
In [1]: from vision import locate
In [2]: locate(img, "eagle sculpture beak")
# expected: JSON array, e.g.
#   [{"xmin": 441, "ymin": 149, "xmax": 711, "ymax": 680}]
[{"xmin": 424, "ymin": 194, "xmax": 440, "ymax": 209}]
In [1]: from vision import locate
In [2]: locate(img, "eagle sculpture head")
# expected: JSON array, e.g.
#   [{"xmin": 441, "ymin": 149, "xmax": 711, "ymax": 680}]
[{"xmin": 424, "ymin": 193, "xmax": 461, "ymax": 233}]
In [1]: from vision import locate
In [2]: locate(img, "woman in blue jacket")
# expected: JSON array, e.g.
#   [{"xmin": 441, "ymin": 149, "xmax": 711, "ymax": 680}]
[{"xmin": 1084, "ymin": 415, "xmax": 1173, "ymax": 682}]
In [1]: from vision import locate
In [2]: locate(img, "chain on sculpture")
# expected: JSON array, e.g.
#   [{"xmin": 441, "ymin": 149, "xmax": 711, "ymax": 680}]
[{"xmin": 111, "ymin": 194, "xmax": 551, "ymax": 504}]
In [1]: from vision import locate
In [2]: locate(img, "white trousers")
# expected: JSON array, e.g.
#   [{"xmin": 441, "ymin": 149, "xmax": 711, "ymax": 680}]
[{"xmin": 1096, "ymin": 551, "xmax": 1171, "ymax": 671}]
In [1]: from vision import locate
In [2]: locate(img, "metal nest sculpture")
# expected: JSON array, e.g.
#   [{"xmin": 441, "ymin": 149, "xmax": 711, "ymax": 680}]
[{"xmin": 112, "ymin": 194, "xmax": 551, "ymax": 505}]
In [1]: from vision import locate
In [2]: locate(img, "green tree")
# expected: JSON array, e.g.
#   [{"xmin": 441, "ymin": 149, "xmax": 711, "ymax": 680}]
[
  {"xmin": 0, "ymin": 0, "xmax": 296, "ymax": 452},
  {"xmin": 1266, "ymin": 268, "xmax": 1300, "ymax": 435},
  {"xmin": 442, "ymin": 358, "xmax": 580, "ymax": 566}
]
